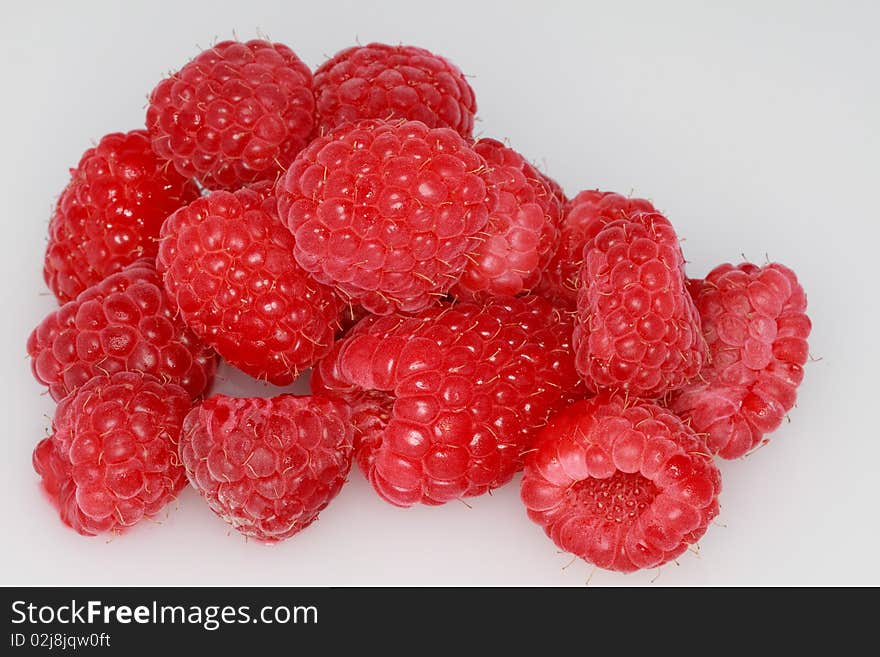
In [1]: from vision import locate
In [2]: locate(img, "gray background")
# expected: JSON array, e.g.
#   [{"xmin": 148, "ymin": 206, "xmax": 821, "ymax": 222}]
[{"xmin": 1, "ymin": 0, "xmax": 877, "ymax": 585}]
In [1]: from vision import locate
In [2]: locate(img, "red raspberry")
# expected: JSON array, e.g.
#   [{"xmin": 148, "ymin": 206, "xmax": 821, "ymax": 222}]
[
  {"xmin": 521, "ymin": 394, "xmax": 721, "ymax": 572},
  {"xmin": 312, "ymin": 296, "xmax": 585, "ymax": 506},
  {"xmin": 313, "ymin": 43, "xmax": 476, "ymax": 139},
  {"xmin": 44, "ymin": 130, "xmax": 198, "ymax": 304},
  {"xmin": 538, "ymin": 190, "xmax": 657, "ymax": 306},
  {"xmin": 573, "ymin": 211, "xmax": 705, "ymax": 397},
  {"xmin": 147, "ymin": 39, "xmax": 315, "ymax": 190},
  {"xmin": 158, "ymin": 182, "xmax": 342, "ymax": 385},
  {"xmin": 276, "ymin": 119, "xmax": 491, "ymax": 314},
  {"xmin": 451, "ymin": 138, "xmax": 562, "ymax": 300},
  {"xmin": 28, "ymin": 259, "xmax": 216, "ymax": 401},
  {"xmin": 670, "ymin": 263, "xmax": 811, "ymax": 458},
  {"xmin": 179, "ymin": 394, "xmax": 354, "ymax": 542},
  {"xmin": 32, "ymin": 372, "xmax": 190, "ymax": 536}
]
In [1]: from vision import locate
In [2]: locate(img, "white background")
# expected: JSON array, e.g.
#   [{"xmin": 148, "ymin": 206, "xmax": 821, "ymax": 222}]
[{"xmin": 1, "ymin": 0, "xmax": 877, "ymax": 586}]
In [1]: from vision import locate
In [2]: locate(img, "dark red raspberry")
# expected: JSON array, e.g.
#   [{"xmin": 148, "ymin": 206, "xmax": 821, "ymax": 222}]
[
  {"xmin": 538, "ymin": 190, "xmax": 657, "ymax": 306},
  {"xmin": 147, "ymin": 39, "xmax": 315, "ymax": 190},
  {"xmin": 44, "ymin": 130, "xmax": 198, "ymax": 304},
  {"xmin": 33, "ymin": 372, "xmax": 190, "ymax": 536},
  {"xmin": 573, "ymin": 211, "xmax": 705, "ymax": 397},
  {"xmin": 670, "ymin": 263, "xmax": 811, "ymax": 458},
  {"xmin": 276, "ymin": 119, "xmax": 491, "ymax": 314},
  {"xmin": 312, "ymin": 296, "xmax": 585, "ymax": 507},
  {"xmin": 451, "ymin": 138, "xmax": 562, "ymax": 300},
  {"xmin": 313, "ymin": 43, "xmax": 476, "ymax": 139},
  {"xmin": 521, "ymin": 394, "xmax": 721, "ymax": 572},
  {"xmin": 28, "ymin": 259, "xmax": 216, "ymax": 401},
  {"xmin": 179, "ymin": 394, "xmax": 354, "ymax": 542},
  {"xmin": 158, "ymin": 181, "xmax": 342, "ymax": 385}
]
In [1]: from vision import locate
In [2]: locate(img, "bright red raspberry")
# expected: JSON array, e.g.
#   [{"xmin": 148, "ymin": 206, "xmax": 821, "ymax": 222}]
[
  {"xmin": 538, "ymin": 190, "xmax": 657, "ymax": 306},
  {"xmin": 276, "ymin": 119, "xmax": 491, "ymax": 314},
  {"xmin": 451, "ymin": 138, "xmax": 562, "ymax": 300},
  {"xmin": 32, "ymin": 372, "xmax": 190, "ymax": 536},
  {"xmin": 157, "ymin": 182, "xmax": 342, "ymax": 385},
  {"xmin": 670, "ymin": 263, "xmax": 811, "ymax": 459},
  {"xmin": 521, "ymin": 394, "xmax": 721, "ymax": 572},
  {"xmin": 28, "ymin": 260, "xmax": 216, "ymax": 401},
  {"xmin": 179, "ymin": 394, "xmax": 354, "ymax": 542},
  {"xmin": 573, "ymin": 211, "xmax": 705, "ymax": 397},
  {"xmin": 313, "ymin": 43, "xmax": 476, "ymax": 139},
  {"xmin": 44, "ymin": 130, "xmax": 198, "ymax": 304},
  {"xmin": 312, "ymin": 296, "xmax": 585, "ymax": 507},
  {"xmin": 147, "ymin": 39, "xmax": 315, "ymax": 190}
]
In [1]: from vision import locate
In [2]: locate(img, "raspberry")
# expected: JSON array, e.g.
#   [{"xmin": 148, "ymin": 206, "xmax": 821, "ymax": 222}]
[
  {"xmin": 313, "ymin": 43, "xmax": 476, "ymax": 139},
  {"xmin": 28, "ymin": 259, "xmax": 216, "ymax": 401},
  {"xmin": 538, "ymin": 190, "xmax": 657, "ymax": 306},
  {"xmin": 276, "ymin": 119, "xmax": 491, "ymax": 314},
  {"xmin": 44, "ymin": 130, "xmax": 199, "ymax": 303},
  {"xmin": 32, "ymin": 372, "xmax": 190, "ymax": 536},
  {"xmin": 312, "ymin": 296, "xmax": 585, "ymax": 506},
  {"xmin": 451, "ymin": 138, "xmax": 562, "ymax": 300},
  {"xmin": 670, "ymin": 263, "xmax": 811, "ymax": 458},
  {"xmin": 146, "ymin": 39, "xmax": 315, "ymax": 190},
  {"xmin": 573, "ymin": 211, "xmax": 705, "ymax": 397},
  {"xmin": 158, "ymin": 182, "xmax": 342, "ymax": 385},
  {"xmin": 521, "ymin": 394, "xmax": 721, "ymax": 572},
  {"xmin": 179, "ymin": 394, "xmax": 354, "ymax": 542}
]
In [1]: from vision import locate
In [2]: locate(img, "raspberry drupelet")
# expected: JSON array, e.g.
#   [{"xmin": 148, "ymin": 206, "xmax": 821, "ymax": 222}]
[
  {"xmin": 275, "ymin": 119, "xmax": 491, "ymax": 315},
  {"xmin": 157, "ymin": 181, "xmax": 342, "ymax": 385},
  {"xmin": 670, "ymin": 262, "xmax": 811, "ymax": 458},
  {"xmin": 44, "ymin": 130, "xmax": 199, "ymax": 304},
  {"xmin": 312, "ymin": 296, "xmax": 585, "ymax": 507},
  {"xmin": 179, "ymin": 394, "xmax": 354, "ymax": 542},
  {"xmin": 147, "ymin": 39, "xmax": 315, "ymax": 189},
  {"xmin": 313, "ymin": 42, "xmax": 477, "ymax": 139},
  {"xmin": 521, "ymin": 394, "xmax": 721, "ymax": 572},
  {"xmin": 33, "ymin": 372, "xmax": 191, "ymax": 536}
]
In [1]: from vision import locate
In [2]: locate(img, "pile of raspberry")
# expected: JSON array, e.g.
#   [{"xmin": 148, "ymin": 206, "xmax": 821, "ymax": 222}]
[{"xmin": 28, "ymin": 38, "xmax": 811, "ymax": 574}]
